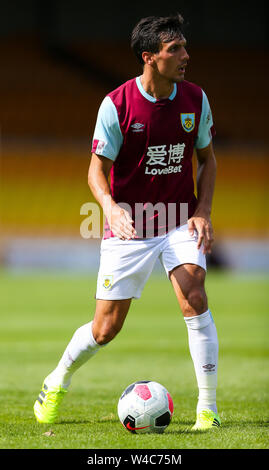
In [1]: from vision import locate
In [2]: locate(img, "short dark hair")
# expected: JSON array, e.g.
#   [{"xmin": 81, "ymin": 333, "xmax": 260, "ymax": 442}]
[{"xmin": 131, "ymin": 13, "xmax": 185, "ymax": 65}]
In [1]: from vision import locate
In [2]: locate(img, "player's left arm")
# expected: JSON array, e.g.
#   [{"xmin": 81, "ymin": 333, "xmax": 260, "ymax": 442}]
[{"xmin": 189, "ymin": 141, "xmax": 217, "ymax": 254}]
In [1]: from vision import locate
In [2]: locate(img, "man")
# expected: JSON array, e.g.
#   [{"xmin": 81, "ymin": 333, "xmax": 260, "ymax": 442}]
[{"xmin": 34, "ymin": 13, "xmax": 220, "ymax": 431}]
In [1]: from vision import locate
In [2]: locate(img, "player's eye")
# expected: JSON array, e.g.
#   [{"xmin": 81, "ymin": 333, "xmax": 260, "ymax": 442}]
[{"xmin": 169, "ymin": 45, "xmax": 180, "ymax": 53}]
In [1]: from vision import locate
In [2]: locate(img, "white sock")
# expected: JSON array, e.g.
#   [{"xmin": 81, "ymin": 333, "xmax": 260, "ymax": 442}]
[
  {"xmin": 46, "ymin": 321, "xmax": 103, "ymax": 388},
  {"xmin": 184, "ymin": 309, "xmax": 218, "ymax": 414}
]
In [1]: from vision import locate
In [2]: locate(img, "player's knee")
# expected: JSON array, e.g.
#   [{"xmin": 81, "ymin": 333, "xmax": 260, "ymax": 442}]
[
  {"xmin": 93, "ymin": 323, "xmax": 122, "ymax": 345},
  {"xmin": 185, "ymin": 288, "xmax": 207, "ymax": 315}
]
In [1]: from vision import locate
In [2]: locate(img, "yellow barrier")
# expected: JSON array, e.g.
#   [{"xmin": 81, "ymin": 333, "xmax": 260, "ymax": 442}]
[{"xmin": 1, "ymin": 142, "xmax": 268, "ymax": 239}]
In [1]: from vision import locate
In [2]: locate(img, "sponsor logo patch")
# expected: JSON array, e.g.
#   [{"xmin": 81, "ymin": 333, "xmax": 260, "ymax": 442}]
[
  {"xmin": 144, "ymin": 143, "xmax": 185, "ymax": 175},
  {"xmin": 93, "ymin": 139, "xmax": 106, "ymax": 154}
]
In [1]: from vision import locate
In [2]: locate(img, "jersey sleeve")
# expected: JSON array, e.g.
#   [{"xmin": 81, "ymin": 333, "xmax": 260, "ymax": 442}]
[
  {"xmin": 91, "ymin": 96, "xmax": 123, "ymax": 161},
  {"xmin": 194, "ymin": 90, "xmax": 216, "ymax": 149}
]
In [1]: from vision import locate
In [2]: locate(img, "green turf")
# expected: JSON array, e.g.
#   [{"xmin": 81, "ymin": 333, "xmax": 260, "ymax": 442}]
[{"xmin": 0, "ymin": 269, "xmax": 268, "ymax": 449}]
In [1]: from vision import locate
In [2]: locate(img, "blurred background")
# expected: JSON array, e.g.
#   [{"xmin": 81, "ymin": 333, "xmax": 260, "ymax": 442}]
[{"xmin": 0, "ymin": 0, "xmax": 268, "ymax": 273}]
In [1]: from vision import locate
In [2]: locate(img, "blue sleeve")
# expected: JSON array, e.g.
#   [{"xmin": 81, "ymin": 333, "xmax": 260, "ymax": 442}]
[
  {"xmin": 91, "ymin": 96, "xmax": 123, "ymax": 161},
  {"xmin": 195, "ymin": 91, "xmax": 214, "ymax": 149}
]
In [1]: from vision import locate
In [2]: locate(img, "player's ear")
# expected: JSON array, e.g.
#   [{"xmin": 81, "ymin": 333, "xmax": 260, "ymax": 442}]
[{"xmin": 142, "ymin": 51, "xmax": 155, "ymax": 66}]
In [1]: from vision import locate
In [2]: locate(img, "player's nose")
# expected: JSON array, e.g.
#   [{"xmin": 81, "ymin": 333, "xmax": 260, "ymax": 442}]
[{"xmin": 182, "ymin": 47, "xmax": 190, "ymax": 62}]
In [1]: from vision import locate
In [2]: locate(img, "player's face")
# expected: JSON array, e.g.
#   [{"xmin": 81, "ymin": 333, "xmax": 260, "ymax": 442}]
[{"xmin": 153, "ymin": 36, "xmax": 189, "ymax": 82}]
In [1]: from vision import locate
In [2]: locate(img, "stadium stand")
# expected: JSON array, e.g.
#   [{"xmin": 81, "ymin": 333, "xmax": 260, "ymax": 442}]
[
  {"xmin": 0, "ymin": 36, "xmax": 268, "ymax": 251},
  {"xmin": 0, "ymin": 36, "xmax": 268, "ymax": 140}
]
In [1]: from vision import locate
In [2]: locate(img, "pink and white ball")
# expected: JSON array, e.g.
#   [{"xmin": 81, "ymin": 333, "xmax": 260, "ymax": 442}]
[{"xmin": 117, "ymin": 380, "xmax": 174, "ymax": 434}]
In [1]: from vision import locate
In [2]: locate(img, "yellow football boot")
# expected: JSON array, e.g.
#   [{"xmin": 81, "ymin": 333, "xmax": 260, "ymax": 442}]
[
  {"xmin": 34, "ymin": 379, "xmax": 67, "ymax": 424},
  {"xmin": 192, "ymin": 409, "xmax": 221, "ymax": 431}
]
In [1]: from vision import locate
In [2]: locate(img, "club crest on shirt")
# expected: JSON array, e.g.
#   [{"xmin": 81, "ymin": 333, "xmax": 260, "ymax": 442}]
[
  {"xmin": 180, "ymin": 113, "xmax": 195, "ymax": 132},
  {"xmin": 103, "ymin": 275, "xmax": 113, "ymax": 290}
]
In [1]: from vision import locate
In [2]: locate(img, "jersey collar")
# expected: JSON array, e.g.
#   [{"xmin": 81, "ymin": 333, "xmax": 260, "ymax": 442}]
[{"xmin": 136, "ymin": 76, "xmax": 177, "ymax": 103}]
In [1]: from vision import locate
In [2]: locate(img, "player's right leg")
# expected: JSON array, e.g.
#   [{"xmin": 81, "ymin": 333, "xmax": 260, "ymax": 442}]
[
  {"xmin": 33, "ymin": 299, "xmax": 131, "ymax": 424},
  {"xmin": 34, "ymin": 235, "xmax": 160, "ymax": 424}
]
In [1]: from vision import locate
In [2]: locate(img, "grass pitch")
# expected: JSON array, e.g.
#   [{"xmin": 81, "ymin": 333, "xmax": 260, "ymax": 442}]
[{"xmin": 0, "ymin": 268, "xmax": 268, "ymax": 450}]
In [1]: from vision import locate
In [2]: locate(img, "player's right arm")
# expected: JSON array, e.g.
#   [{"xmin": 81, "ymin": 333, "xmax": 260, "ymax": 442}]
[
  {"xmin": 88, "ymin": 153, "xmax": 136, "ymax": 240},
  {"xmin": 89, "ymin": 96, "xmax": 136, "ymax": 240}
]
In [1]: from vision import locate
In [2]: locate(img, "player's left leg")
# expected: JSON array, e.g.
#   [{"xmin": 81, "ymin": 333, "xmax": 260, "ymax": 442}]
[
  {"xmin": 170, "ymin": 263, "xmax": 220, "ymax": 429},
  {"xmin": 160, "ymin": 224, "xmax": 220, "ymax": 429}
]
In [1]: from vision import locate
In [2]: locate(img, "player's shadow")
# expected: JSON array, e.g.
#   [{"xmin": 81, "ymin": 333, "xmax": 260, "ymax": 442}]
[
  {"xmin": 164, "ymin": 420, "xmax": 205, "ymax": 434},
  {"xmin": 166, "ymin": 420, "xmax": 269, "ymax": 433},
  {"xmin": 164, "ymin": 428, "xmax": 195, "ymax": 435},
  {"xmin": 96, "ymin": 413, "xmax": 120, "ymax": 424},
  {"xmin": 57, "ymin": 419, "xmax": 92, "ymax": 424},
  {"xmin": 218, "ymin": 420, "xmax": 269, "ymax": 428},
  {"xmin": 97, "ymin": 419, "xmax": 120, "ymax": 424},
  {"xmin": 58, "ymin": 416, "xmax": 120, "ymax": 425}
]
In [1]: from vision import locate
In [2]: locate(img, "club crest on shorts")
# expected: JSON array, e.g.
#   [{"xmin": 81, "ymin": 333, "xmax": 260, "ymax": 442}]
[
  {"xmin": 180, "ymin": 113, "xmax": 195, "ymax": 132},
  {"xmin": 103, "ymin": 275, "xmax": 113, "ymax": 290}
]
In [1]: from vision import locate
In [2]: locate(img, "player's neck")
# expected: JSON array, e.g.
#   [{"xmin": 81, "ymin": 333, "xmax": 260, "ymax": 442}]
[{"xmin": 140, "ymin": 70, "xmax": 174, "ymax": 100}]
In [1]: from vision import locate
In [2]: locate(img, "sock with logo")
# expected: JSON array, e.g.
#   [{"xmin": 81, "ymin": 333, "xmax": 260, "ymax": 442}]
[
  {"xmin": 184, "ymin": 309, "xmax": 218, "ymax": 414},
  {"xmin": 46, "ymin": 321, "xmax": 104, "ymax": 388}
]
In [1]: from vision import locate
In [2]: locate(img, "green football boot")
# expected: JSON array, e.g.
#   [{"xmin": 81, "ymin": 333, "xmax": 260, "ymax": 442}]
[
  {"xmin": 34, "ymin": 379, "xmax": 67, "ymax": 424},
  {"xmin": 192, "ymin": 409, "xmax": 221, "ymax": 431}
]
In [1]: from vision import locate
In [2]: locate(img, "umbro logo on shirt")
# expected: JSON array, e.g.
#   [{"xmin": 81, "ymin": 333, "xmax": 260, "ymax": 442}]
[{"xmin": 131, "ymin": 123, "xmax": 144, "ymax": 132}]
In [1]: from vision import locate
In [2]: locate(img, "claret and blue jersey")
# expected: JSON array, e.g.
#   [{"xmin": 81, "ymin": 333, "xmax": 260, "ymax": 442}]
[{"xmin": 91, "ymin": 76, "xmax": 215, "ymax": 238}]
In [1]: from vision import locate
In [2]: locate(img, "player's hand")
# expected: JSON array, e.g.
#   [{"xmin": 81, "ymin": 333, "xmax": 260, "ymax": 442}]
[
  {"xmin": 188, "ymin": 215, "xmax": 214, "ymax": 254},
  {"xmin": 108, "ymin": 204, "xmax": 137, "ymax": 240}
]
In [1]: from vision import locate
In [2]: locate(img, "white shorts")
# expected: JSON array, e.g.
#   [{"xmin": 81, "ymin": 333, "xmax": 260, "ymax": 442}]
[{"xmin": 96, "ymin": 224, "xmax": 206, "ymax": 300}]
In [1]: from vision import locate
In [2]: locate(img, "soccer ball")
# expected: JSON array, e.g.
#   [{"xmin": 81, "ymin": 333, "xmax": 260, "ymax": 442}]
[{"xmin": 117, "ymin": 380, "xmax": 174, "ymax": 434}]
